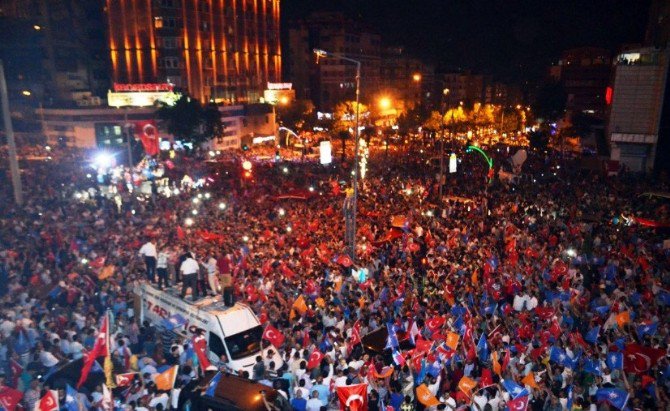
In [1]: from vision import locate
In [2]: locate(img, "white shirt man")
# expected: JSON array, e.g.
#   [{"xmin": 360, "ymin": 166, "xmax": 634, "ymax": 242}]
[
  {"xmin": 138, "ymin": 241, "xmax": 157, "ymax": 258},
  {"xmin": 180, "ymin": 257, "xmax": 199, "ymax": 276}
]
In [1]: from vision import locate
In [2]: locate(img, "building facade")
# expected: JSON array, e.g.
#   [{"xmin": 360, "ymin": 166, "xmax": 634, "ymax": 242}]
[
  {"xmin": 0, "ymin": 0, "xmax": 109, "ymax": 106},
  {"xmin": 38, "ymin": 104, "xmax": 274, "ymax": 151},
  {"xmin": 607, "ymin": 47, "xmax": 670, "ymax": 172},
  {"xmin": 286, "ymin": 12, "xmax": 381, "ymax": 111},
  {"xmin": 549, "ymin": 47, "xmax": 612, "ymax": 119},
  {"xmin": 106, "ymin": 0, "xmax": 281, "ymax": 104},
  {"xmin": 379, "ymin": 46, "xmax": 435, "ymax": 109}
]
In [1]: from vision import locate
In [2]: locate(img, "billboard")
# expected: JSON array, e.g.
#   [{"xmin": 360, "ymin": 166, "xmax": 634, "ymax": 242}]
[{"xmin": 320, "ymin": 141, "xmax": 332, "ymax": 165}]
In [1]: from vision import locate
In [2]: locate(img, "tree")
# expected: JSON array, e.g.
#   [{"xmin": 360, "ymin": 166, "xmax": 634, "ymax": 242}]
[
  {"xmin": 156, "ymin": 95, "xmax": 223, "ymax": 145},
  {"xmin": 397, "ymin": 103, "xmax": 430, "ymax": 134},
  {"xmin": 333, "ymin": 101, "xmax": 369, "ymax": 133},
  {"xmin": 277, "ymin": 99, "xmax": 316, "ymax": 132},
  {"xmin": 423, "ymin": 111, "xmax": 444, "ymax": 132}
]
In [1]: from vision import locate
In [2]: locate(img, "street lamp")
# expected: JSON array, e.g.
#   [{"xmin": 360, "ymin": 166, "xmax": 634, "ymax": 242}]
[
  {"xmin": 313, "ymin": 48, "xmax": 361, "ymax": 261},
  {"xmin": 438, "ymin": 88, "xmax": 450, "ymax": 199},
  {"xmin": 412, "ymin": 73, "xmax": 422, "ymax": 82}
]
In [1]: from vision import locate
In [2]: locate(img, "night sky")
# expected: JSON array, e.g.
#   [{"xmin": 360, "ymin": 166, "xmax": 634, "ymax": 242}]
[{"xmin": 282, "ymin": 0, "xmax": 651, "ymax": 83}]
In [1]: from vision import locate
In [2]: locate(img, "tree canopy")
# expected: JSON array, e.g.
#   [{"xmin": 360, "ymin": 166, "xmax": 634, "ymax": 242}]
[{"xmin": 156, "ymin": 95, "xmax": 224, "ymax": 145}]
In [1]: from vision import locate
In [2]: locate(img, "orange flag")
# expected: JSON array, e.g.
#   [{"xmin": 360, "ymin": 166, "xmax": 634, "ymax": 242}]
[
  {"xmin": 471, "ymin": 269, "xmax": 479, "ymax": 287},
  {"xmin": 616, "ymin": 311, "xmax": 630, "ymax": 328},
  {"xmin": 292, "ymin": 295, "xmax": 308, "ymax": 315},
  {"xmin": 522, "ymin": 372, "xmax": 539, "ymax": 389},
  {"xmin": 492, "ymin": 351, "xmax": 502, "ymax": 376},
  {"xmin": 446, "ymin": 332, "xmax": 460, "ymax": 351},
  {"xmin": 154, "ymin": 365, "xmax": 178, "ymax": 391},
  {"xmin": 289, "ymin": 309, "xmax": 296, "ymax": 321},
  {"xmin": 458, "ymin": 376, "xmax": 477, "ymax": 396},
  {"xmin": 416, "ymin": 384, "xmax": 441, "ymax": 407}
]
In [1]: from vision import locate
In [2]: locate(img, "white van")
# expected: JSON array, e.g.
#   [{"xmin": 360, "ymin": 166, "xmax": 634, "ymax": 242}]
[{"xmin": 134, "ymin": 283, "xmax": 282, "ymax": 375}]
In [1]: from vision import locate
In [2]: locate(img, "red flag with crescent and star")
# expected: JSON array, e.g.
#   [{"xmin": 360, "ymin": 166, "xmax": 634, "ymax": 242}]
[
  {"xmin": 307, "ymin": 350, "xmax": 325, "ymax": 369},
  {"xmin": 336, "ymin": 383, "xmax": 368, "ymax": 411},
  {"xmin": 134, "ymin": 120, "xmax": 160, "ymax": 156},
  {"xmin": 262, "ymin": 324, "xmax": 285, "ymax": 348},
  {"xmin": 77, "ymin": 313, "xmax": 109, "ymax": 388},
  {"xmin": 115, "ymin": 372, "xmax": 138, "ymax": 387},
  {"xmin": 37, "ymin": 390, "xmax": 59, "ymax": 411}
]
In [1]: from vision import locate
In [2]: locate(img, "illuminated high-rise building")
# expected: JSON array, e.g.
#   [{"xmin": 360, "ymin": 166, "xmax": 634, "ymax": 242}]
[{"xmin": 106, "ymin": 0, "xmax": 281, "ymax": 104}]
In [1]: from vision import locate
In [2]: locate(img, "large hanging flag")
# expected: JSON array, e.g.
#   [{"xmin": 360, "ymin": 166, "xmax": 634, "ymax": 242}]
[
  {"xmin": 336, "ymin": 383, "xmax": 368, "ymax": 411},
  {"xmin": 77, "ymin": 313, "xmax": 110, "ymax": 388},
  {"xmin": 134, "ymin": 120, "xmax": 160, "ymax": 156},
  {"xmin": 154, "ymin": 365, "xmax": 179, "ymax": 391}
]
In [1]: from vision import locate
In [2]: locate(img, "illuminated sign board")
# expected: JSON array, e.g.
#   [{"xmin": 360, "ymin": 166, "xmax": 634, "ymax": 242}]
[
  {"xmin": 263, "ymin": 89, "xmax": 295, "ymax": 105},
  {"xmin": 320, "ymin": 141, "xmax": 332, "ymax": 165},
  {"xmin": 266, "ymin": 82, "xmax": 293, "ymax": 90},
  {"xmin": 108, "ymin": 90, "xmax": 180, "ymax": 108},
  {"xmin": 113, "ymin": 83, "xmax": 174, "ymax": 92}
]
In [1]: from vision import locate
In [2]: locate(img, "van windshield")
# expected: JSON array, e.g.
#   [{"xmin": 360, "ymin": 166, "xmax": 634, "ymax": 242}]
[{"xmin": 224, "ymin": 325, "xmax": 263, "ymax": 360}]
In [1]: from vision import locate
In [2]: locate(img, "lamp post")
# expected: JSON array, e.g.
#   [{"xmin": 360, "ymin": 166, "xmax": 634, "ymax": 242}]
[
  {"xmin": 0, "ymin": 60, "xmax": 23, "ymax": 205},
  {"xmin": 314, "ymin": 48, "xmax": 361, "ymax": 261},
  {"xmin": 438, "ymin": 88, "xmax": 449, "ymax": 200}
]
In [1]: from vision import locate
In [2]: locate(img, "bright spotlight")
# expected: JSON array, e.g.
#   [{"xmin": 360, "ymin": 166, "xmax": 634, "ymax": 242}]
[{"xmin": 94, "ymin": 153, "xmax": 114, "ymax": 169}]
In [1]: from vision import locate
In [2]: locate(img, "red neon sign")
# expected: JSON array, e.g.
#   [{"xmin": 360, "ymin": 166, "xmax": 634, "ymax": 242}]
[{"xmin": 113, "ymin": 83, "xmax": 174, "ymax": 92}]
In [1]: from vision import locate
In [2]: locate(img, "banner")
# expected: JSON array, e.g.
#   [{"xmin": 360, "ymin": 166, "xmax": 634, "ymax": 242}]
[{"xmin": 134, "ymin": 120, "xmax": 159, "ymax": 156}]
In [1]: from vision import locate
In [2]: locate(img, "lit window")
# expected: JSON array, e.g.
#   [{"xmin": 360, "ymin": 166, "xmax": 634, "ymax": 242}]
[{"xmin": 154, "ymin": 17, "xmax": 163, "ymax": 29}]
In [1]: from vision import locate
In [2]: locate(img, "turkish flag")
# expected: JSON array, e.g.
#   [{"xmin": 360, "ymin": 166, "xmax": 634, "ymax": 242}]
[
  {"xmin": 77, "ymin": 314, "xmax": 109, "ymax": 388},
  {"xmin": 307, "ymin": 350, "xmax": 325, "ymax": 369},
  {"xmin": 0, "ymin": 386, "xmax": 23, "ymax": 411},
  {"xmin": 425, "ymin": 316, "xmax": 446, "ymax": 333},
  {"xmin": 262, "ymin": 324, "xmax": 285, "ymax": 348},
  {"xmin": 336, "ymin": 254, "xmax": 353, "ymax": 267},
  {"xmin": 37, "ymin": 390, "xmax": 59, "ymax": 411},
  {"xmin": 350, "ymin": 321, "xmax": 362, "ymax": 346},
  {"xmin": 134, "ymin": 120, "xmax": 160, "ymax": 156},
  {"xmin": 336, "ymin": 383, "xmax": 368, "ymax": 411},
  {"xmin": 507, "ymin": 395, "xmax": 529, "ymax": 411},
  {"xmin": 115, "ymin": 372, "xmax": 137, "ymax": 387},
  {"xmin": 176, "ymin": 226, "xmax": 185, "ymax": 240},
  {"xmin": 193, "ymin": 335, "xmax": 215, "ymax": 372},
  {"xmin": 623, "ymin": 343, "xmax": 665, "ymax": 374}
]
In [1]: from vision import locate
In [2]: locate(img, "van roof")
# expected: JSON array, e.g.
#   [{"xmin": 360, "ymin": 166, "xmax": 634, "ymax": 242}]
[{"xmin": 137, "ymin": 283, "xmax": 260, "ymax": 334}]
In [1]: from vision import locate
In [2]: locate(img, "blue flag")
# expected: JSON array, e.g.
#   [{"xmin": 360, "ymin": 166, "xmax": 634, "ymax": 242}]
[
  {"xmin": 161, "ymin": 313, "xmax": 187, "ymax": 331},
  {"xmin": 567, "ymin": 385, "xmax": 574, "ymax": 411},
  {"xmin": 501, "ymin": 379, "xmax": 529, "ymax": 399},
  {"xmin": 549, "ymin": 346, "xmax": 567, "ymax": 364},
  {"xmin": 594, "ymin": 305, "xmax": 610, "ymax": 317},
  {"xmin": 585, "ymin": 326, "xmax": 600, "ymax": 344},
  {"xmin": 477, "ymin": 333, "xmax": 489, "ymax": 360},
  {"xmin": 636, "ymin": 322, "xmax": 658, "ymax": 338},
  {"xmin": 606, "ymin": 352, "xmax": 623, "ymax": 370},
  {"xmin": 65, "ymin": 384, "xmax": 79, "ymax": 411},
  {"xmin": 206, "ymin": 372, "xmax": 222, "ymax": 396},
  {"xmin": 658, "ymin": 290, "xmax": 670, "ymax": 306},
  {"xmin": 583, "ymin": 358, "xmax": 602, "ymax": 376},
  {"xmin": 385, "ymin": 323, "xmax": 399, "ymax": 349},
  {"xmin": 595, "ymin": 388, "xmax": 629, "ymax": 410}
]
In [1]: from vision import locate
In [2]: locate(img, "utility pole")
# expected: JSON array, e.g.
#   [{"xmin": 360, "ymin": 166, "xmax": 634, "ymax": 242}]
[{"xmin": 0, "ymin": 60, "xmax": 23, "ymax": 205}]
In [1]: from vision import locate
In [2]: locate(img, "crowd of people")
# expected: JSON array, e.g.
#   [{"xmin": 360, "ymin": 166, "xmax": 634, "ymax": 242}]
[{"xmin": 0, "ymin": 142, "xmax": 668, "ymax": 411}]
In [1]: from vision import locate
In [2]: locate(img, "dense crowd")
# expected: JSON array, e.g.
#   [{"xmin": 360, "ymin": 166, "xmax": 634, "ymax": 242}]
[{"xmin": 0, "ymin": 143, "xmax": 668, "ymax": 411}]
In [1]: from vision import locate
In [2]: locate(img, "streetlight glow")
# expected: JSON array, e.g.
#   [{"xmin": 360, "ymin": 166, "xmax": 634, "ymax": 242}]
[
  {"xmin": 412, "ymin": 73, "xmax": 422, "ymax": 82},
  {"xmin": 21, "ymin": 90, "xmax": 31, "ymax": 96},
  {"xmin": 378, "ymin": 97, "xmax": 392, "ymax": 110}
]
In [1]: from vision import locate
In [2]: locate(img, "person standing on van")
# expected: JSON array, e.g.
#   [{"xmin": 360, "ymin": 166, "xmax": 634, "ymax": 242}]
[
  {"xmin": 180, "ymin": 253, "xmax": 199, "ymax": 300},
  {"xmin": 138, "ymin": 239, "xmax": 157, "ymax": 283},
  {"xmin": 156, "ymin": 245, "xmax": 170, "ymax": 290}
]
